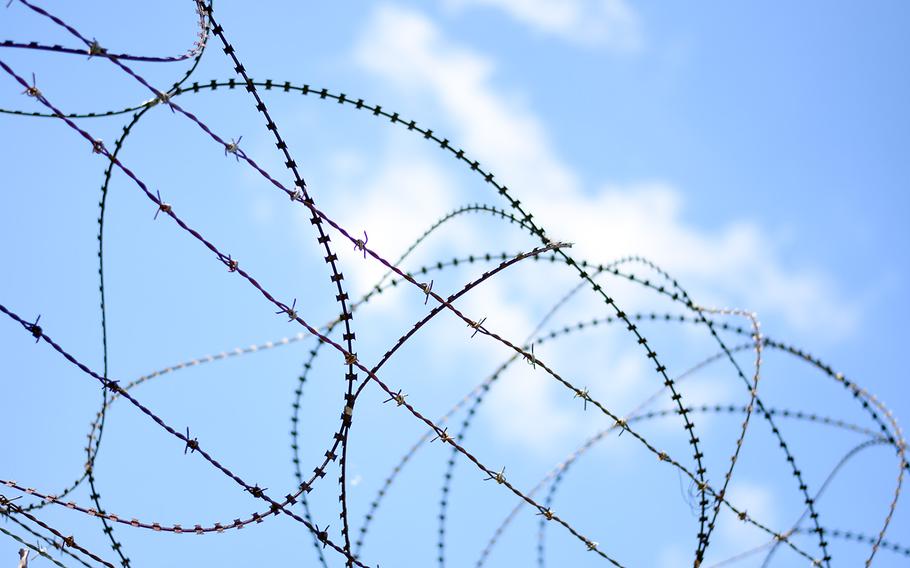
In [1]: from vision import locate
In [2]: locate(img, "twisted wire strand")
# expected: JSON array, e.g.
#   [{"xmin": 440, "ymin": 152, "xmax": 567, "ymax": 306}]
[
  {"xmin": 7, "ymin": 6, "xmax": 716, "ymax": 552},
  {"xmin": 0, "ymin": 50, "xmax": 620, "ymax": 560},
  {"xmin": 0, "ymin": 39, "xmax": 656, "ymax": 561},
  {"xmin": 0, "ymin": 0, "xmax": 208, "ymax": 63}
]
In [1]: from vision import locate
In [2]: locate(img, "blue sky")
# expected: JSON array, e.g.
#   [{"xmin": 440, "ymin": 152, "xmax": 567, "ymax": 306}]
[{"xmin": 1, "ymin": 1, "xmax": 908, "ymax": 567}]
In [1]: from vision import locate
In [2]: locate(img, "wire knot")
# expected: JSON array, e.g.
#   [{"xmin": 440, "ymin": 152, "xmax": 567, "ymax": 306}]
[
  {"xmin": 421, "ymin": 280, "xmax": 433, "ymax": 305},
  {"xmin": 614, "ymin": 417, "xmax": 627, "ymax": 435},
  {"xmin": 524, "ymin": 343, "xmax": 536, "ymax": 369},
  {"xmin": 27, "ymin": 315, "xmax": 41, "ymax": 342},
  {"xmin": 87, "ymin": 39, "xmax": 106, "ymax": 57},
  {"xmin": 574, "ymin": 387, "xmax": 590, "ymax": 410},
  {"xmin": 467, "ymin": 316, "xmax": 487, "ymax": 338},
  {"xmin": 224, "ymin": 136, "xmax": 242, "ymax": 161},
  {"xmin": 353, "ymin": 230, "xmax": 368, "ymax": 259},
  {"xmin": 383, "ymin": 390, "xmax": 407, "ymax": 407},
  {"xmin": 184, "ymin": 427, "xmax": 198, "ymax": 454},
  {"xmin": 22, "ymin": 73, "xmax": 40, "ymax": 98},
  {"xmin": 484, "ymin": 467, "xmax": 506, "ymax": 484},
  {"xmin": 246, "ymin": 485, "xmax": 266, "ymax": 498},
  {"xmin": 431, "ymin": 427, "xmax": 453, "ymax": 444},
  {"xmin": 153, "ymin": 191, "xmax": 171, "ymax": 220},
  {"xmin": 315, "ymin": 524, "xmax": 330, "ymax": 548},
  {"xmin": 153, "ymin": 91, "xmax": 174, "ymax": 111},
  {"xmin": 276, "ymin": 299, "xmax": 297, "ymax": 322}
]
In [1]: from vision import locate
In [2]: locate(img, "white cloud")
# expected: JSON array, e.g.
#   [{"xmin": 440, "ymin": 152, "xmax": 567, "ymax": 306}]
[
  {"xmin": 323, "ymin": 148, "xmax": 456, "ymax": 300},
  {"xmin": 537, "ymin": 183, "xmax": 859, "ymax": 337},
  {"xmin": 484, "ymin": 357, "xmax": 576, "ymax": 453},
  {"xmin": 354, "ymin": 4, "xmax": 857, "ymax": 339},
  {"xmin": 356, "ymin": 5, "xmax": 577, "ymax": 198},
  {"xmin": 348, "ymin": 5, "xmax": 858, "ymax": 452},
  {"xmin": 445, "ymin": 0, "xmax": 642, "ymax": 51}
]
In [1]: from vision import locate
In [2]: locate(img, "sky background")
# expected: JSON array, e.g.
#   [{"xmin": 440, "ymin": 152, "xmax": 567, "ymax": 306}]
[{"xmin": 1, "ymin": 1, "xmax": 908, "ymax": 567}]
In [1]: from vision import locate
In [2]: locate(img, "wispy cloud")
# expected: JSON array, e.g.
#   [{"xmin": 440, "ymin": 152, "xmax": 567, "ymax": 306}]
[
  {"xmin": 346, "ymin": 4, "xmax": 858, "ymax": 451},
  {"xmin": 354, "ymin": 4, "xmax": 857, "ymax": 339},
  {"xmin": 445, "ymin": 0, "xmax": 643, "ymax": 51}
]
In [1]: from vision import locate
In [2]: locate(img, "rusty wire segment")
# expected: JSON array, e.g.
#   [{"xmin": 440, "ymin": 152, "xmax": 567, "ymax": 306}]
[{"xmin": 1, "ymin": 1, "xmax": 907, "ymax": 567}]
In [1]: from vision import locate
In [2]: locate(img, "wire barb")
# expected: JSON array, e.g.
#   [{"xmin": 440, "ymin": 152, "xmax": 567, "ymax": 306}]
[
  {"xmin": 315, "ymin": 524, "xmax": 330, "ymax": 548},
  {"xmin": 382, "ymin": 390, "xmax": 407, "ymax": 406},
  {"xmin": 353, "ymin": 230, "xmax": 368, "ymax": 259},
  {"xmin": 224, "ymin": 136, "xmax": 242, "ymax": 160},
  {"xmin": 467, "ymin": 316, "xmax": 487, "ymax": 338},
  {"xmin": 574, "ymin": 387, "xmax": 591, "ymax": 410},
  {"xmin": 27, "ymin": 314, "xmax": 41, "ymax": 342},
  {"xmin": 276, "ymin": 299, "xmax": 297, "ymax": 322},
  {"xmin": 21, "ymin": 73, "xmax": 40, "ymax": 98},
  {"xmin": 431, "ymin": 427, "xmax": 453, "ymax": 444},
  {"xmin": 484, "ymin": 467, "xmax": 506, "ymax": 484},
  {"xmin": 184, "ymin": 427, "xmax": 199, "ymax": 454},
  {"xmin": 524, "ymin": 343, "xmax": 536, "ymax": 369},
  {"xmin": 153, "ymin": 190, "xmax": 171, "ymax": 220},
  {"xmin": 544, "ymin": 240, "xmax": 574, "ymax": 251},
  {"xmin": 421, "ymin": 280, "xmax": 433, "ymax": 305},
  {"xmin": 246, "ymin": 485, "xmax": 266, "ymax": 498}
]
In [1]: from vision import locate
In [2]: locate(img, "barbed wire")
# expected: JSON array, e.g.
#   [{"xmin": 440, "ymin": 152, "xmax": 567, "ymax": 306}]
[{"xmin": 0, "ymin": 1, "xmax": 905, "ymax": 566}]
